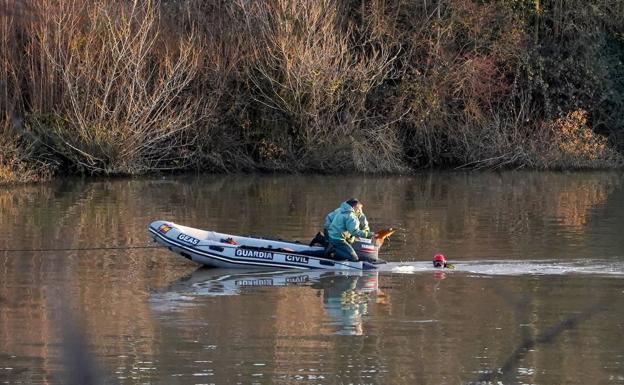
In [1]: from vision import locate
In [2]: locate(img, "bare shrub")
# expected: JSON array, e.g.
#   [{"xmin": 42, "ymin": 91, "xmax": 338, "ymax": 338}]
[
  {"xmin": 0, "ymin": 1, "xmax": 56, "ymax": 183},
  {"xmin": 398, "ymin": 0, "xmax": 530, "ymax": 168},
  {"xmin": 541, "ymin": 109, "xmax": 623, "ymax": 168},
  {"xmin": 21, "ymin": 0, "xmax": 207, "ymax": 174},
  {"xmin": 159, "ymin": 0, "xmax": 265, "ymax": 171},
  {"xmin": 239, "ymin": 0, "xmax": 407, "ymax": 172},
  {"xmin": 0, "ymin": 0, "xmax": 26, "ymax": 124}
]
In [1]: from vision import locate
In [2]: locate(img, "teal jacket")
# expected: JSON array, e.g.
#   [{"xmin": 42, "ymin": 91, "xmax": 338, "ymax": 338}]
[
  {"xmin": 327, "ymin": 202, "xmax": 369, "ymax": 243},
  {"xmin": 324, "ymin": 204, "xmax": 369, "ymax": 233}
]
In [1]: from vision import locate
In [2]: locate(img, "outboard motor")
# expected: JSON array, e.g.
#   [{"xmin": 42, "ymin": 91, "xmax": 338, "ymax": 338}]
[{"xmin": 352, "ymin": 238, "xmax": 379, "ymax": 262}]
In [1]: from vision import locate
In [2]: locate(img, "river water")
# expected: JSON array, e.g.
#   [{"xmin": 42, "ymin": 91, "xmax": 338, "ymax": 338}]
[{"xmin": 1, "ymin": 172, "xmax": 623, "ymax": 385}]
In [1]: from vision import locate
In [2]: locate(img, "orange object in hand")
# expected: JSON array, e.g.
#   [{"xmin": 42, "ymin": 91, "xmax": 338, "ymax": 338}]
[{"xmin": 373, "ymin": 228, "xmax": 395, "ymax": 246}]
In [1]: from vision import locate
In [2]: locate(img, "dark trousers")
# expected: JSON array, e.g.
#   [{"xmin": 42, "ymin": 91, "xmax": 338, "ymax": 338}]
[{"xmin": 329, "ymin": 238, "xmax": 359, "ymax": 262}]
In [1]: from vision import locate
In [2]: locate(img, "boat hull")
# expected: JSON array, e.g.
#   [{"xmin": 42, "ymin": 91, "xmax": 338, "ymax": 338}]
[{"xmin": 148, "ymin": 220, "xmax": 377, "ymax": 271}]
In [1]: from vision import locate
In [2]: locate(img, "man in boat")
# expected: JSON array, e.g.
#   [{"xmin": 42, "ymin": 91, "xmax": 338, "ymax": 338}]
[
  {"xmin": 326, "ymin": 199, "xmax": 370, "ymax": 262},
  {"xmin": 309, "ymin": 199, "xmax": 369, "ymax": 247},
  {"xmin": 309, "ymin": 200, "xmax": 369, "ymax": 247}
]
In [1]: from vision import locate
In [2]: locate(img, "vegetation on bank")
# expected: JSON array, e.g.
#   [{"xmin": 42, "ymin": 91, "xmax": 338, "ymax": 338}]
[{"xmin": 1, "ymin": 0, "xmax": 624, "ymax": 183}]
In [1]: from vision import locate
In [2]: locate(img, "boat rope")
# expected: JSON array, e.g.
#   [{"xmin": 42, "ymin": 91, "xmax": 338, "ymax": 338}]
[{"xmin": 0, "ymin": 245, "xmax": 166, "ymax": 253}]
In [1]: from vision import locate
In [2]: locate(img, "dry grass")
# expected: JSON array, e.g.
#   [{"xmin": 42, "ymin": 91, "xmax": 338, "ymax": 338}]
[{"xmin": 0, "ymin": 124, "xmax": 55, "ymax": 184}]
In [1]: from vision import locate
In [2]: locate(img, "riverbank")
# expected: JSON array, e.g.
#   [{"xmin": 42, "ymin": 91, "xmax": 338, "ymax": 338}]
[
  {"xmin": 1, "ymin": 116, "xmax": 624, "ymax": 185},
  {"xmin": 2, "ymin": 1, "xmax": 624, "ymax": 184}
]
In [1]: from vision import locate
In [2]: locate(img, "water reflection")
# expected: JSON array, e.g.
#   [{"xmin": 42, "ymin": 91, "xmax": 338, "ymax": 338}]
[
  {"xmin": 312, "ymin": 273, "xmax": 381, "ymax": 336},
  {"xmin": 151, "ymin": 269, "xmax": 385, "ymax": 336}
]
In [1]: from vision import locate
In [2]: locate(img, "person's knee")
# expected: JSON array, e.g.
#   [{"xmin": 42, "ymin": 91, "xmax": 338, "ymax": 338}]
[{"xmin": 336, "ymin": 244, "xmax": 358, "ymax": 262}]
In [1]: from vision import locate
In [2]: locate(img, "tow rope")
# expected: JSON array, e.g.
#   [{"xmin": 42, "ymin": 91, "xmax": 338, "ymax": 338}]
[{"xmin": 0, "ymin": 245, "xmax": 165, "ymax": 253}]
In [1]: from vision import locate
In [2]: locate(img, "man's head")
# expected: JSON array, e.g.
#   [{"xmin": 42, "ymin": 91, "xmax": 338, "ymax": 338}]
[{"xmin": 346, "ymin": 198, "xmax": 363, "ymax": 213}]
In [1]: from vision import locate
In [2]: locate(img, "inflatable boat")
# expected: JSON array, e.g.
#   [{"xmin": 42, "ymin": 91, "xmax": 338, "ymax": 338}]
[{"xmin": 148, "ymin": 220, "xmax": 394, "ymax": 271}]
